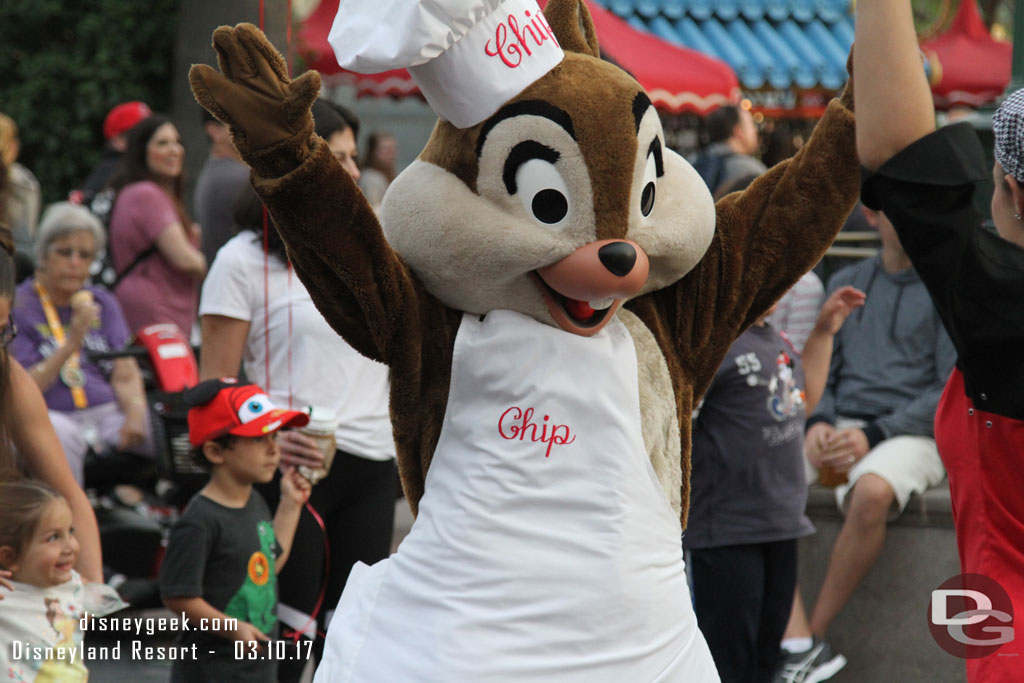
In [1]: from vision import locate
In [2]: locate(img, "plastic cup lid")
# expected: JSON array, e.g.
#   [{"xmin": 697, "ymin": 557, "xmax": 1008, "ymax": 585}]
[{"xmin": 304, "ymin": 405, "xmax": 338, "ymax": 433}]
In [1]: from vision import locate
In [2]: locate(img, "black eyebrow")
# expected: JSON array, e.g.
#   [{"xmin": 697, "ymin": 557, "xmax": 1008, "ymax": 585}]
[
  {"xmin": 503, "ymin": 141, "xmax": 560, "ymax": 195},
  {"xmin": 648, "ymin": 137, "xmax": 664, "ymax": 177},
  {"xmin": 632, "ymin": 92, "xmax": 652, "ymax": 133},
  {"xmin": 477, "ymin": 100, "xmax": 576, "ymax": 158}
]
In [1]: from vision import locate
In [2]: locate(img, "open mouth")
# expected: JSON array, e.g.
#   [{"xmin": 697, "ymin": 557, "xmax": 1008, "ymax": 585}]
[{"xmin": 532, "ymin": 273, "xmax": 618, "ymax": 330}]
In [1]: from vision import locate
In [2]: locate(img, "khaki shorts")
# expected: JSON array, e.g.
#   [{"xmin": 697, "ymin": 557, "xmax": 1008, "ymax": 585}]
[{"xmin": 805, "ymin": 417, "xmax": 946, "ymax": 520}]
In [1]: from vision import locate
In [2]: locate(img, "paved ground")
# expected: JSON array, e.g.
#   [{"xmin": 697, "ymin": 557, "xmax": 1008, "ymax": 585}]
[{"xmin": 83, "ymin": 498, "xmax": 415, "ymax": 682}]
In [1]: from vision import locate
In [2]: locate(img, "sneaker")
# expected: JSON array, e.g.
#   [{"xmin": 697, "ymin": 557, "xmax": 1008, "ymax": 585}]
[{"xmin": 774, "ymin": 637, "xmax": 847, "ymax": 683}]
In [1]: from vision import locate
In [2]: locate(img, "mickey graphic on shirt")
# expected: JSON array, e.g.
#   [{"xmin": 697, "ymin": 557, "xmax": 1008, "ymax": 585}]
[{"xmin": 735, "ymin": 349, "xmax": 805, "ymax": 421}]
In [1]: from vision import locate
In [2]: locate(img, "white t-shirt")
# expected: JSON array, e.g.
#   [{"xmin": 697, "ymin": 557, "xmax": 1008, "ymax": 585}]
[
  {"xmin": 767, "ymin": 271, "xmax": 825, "ymax": 353},
  {"xmin": 199, "ymin": 233, "xmax": 395, "ymax": 461}
]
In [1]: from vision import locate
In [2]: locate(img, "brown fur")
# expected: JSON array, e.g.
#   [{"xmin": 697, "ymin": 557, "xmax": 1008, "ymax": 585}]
[
  {"xmin": 418, "ymin": 53, "xmax": 643, "ymax": 233},
  {"xmin": 212, "ymin": 0, "xmax": 859, "ymax": 527},
  {"xmin": 545, "ymin": 0, "xmax": 600, "ymax": 57}
]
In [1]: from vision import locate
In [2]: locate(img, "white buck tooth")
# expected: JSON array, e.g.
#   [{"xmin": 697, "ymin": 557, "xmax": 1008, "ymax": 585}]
[{"xmin": 588, "ymin": 298, "xmax": 614, "ymax": 310}]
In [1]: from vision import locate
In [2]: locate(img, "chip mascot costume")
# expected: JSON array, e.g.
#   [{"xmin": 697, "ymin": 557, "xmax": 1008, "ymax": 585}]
[{"xmin": 190, "ymin": 0, "xmax": 858, "ymax": 679}]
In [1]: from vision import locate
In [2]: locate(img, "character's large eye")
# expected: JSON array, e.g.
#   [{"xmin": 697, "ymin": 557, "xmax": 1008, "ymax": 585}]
[
  {"xmin": 641, "ymin": 154, "xmax": 657, "ymax": 217},
  {"xmin": 238, "ymin": 393, "xmax": 273, "ymax": 423},
  {"xmin": 517, "ymin": 159, "xmax": 570, "ymax": 226},
  {"xmin": 502, "ymin": 141, "xmax": 571, "ymax": 228},
  {"xmin": 640, "ymin": 137, "xmax": 664, "ymax": 218}
]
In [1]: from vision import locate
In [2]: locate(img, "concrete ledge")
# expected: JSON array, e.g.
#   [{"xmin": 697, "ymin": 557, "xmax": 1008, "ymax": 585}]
[{"xmin": 798, "ymin": 481, "xmax": 966, "ymax": 682}]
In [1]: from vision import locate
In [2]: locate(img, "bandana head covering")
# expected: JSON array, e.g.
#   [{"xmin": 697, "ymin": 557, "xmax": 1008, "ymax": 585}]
[{"xmin": 993, "ymin": 89, "xmax": 1024, "ymax": 182}]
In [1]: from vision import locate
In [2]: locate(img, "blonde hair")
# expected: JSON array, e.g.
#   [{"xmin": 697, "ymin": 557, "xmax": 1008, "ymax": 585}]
[{"xmin": 0, "ymin": 114, "xmax": 17, "ymax": 168}]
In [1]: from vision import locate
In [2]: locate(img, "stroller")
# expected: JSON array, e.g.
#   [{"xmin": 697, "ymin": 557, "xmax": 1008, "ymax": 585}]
[{"xmin": 84, "ymin": 322, "xmax": 205, "ymax": 608}]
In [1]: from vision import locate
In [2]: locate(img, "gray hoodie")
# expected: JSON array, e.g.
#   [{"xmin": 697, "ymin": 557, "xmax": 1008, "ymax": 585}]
[{"xmin": 810, "ymin": 255, "xmax": 957, "ymax": 446}]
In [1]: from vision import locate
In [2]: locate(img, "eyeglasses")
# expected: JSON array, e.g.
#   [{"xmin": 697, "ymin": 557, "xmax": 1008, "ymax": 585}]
[
  {"xmin": 50, "ymin": 246, "xmax": 97, "ymax": 262},
  {"xmin": 0, "ymin": 315, "xmax": 17, "ymax": 349}
]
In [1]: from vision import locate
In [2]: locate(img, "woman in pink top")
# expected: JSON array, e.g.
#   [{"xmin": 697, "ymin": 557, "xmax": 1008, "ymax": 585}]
[{"xmin": 107, "ymin": 115, "xmax": 206, "ymax": 336}]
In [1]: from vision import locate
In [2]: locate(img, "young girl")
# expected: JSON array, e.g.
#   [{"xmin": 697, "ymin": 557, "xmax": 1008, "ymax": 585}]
[{"xmin": 0, "ymin": 480, "xmax": 123, "ymax": 682}]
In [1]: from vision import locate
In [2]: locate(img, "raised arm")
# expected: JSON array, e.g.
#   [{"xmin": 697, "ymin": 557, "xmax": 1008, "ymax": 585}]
[
  {"xmin": 189, "ymin": 24, "xmax": 451, "ymax": 366},
  {"xmin": 801, "ymin": 285, "xmax": 865, "ymax": 415},
  {"xmin": 854, "ymin": 0, "xmax": 935, "ymax": 169},
  {"xmin": 641, "ymin": 82, "xmax": 859, "ymax": 399}
]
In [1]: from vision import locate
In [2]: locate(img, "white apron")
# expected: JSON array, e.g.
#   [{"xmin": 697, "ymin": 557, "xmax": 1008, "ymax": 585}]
[{"xmin": 315, "ymin": 311, "xmax": 719, "ymax": 682}]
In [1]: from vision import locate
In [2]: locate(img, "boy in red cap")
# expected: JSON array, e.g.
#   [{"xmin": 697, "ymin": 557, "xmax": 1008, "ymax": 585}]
[{"xmin": 159, "ymin": 378, "xmax": 311, "ymax": 683}]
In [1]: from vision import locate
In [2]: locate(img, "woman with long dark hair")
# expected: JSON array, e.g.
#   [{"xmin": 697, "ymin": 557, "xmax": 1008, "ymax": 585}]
[{"xmin": 107, "ymin": 114, "xmax": 206, "ymax": 336}]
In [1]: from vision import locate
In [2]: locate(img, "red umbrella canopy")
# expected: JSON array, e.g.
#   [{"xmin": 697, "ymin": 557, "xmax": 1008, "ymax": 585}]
[
  {"xmin": 920, "ymin": 0, "xmax": 1011, "ymax": 109},
  {"xmin": 578, "ymin": 1, "xmax": 740, "ymax": 113},
  {"xmin": 297, "ymin": 0, "xmax": 419, "ymax": 98},
  {"xmin": 297, "ymin": 0, "xmax": 740, "ymax": 114}
]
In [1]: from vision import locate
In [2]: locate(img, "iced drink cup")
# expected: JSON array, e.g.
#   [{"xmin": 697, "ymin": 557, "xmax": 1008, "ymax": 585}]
[{"xmin": 298, "ymin": 406, "xmax": 337, "ymax": 485}]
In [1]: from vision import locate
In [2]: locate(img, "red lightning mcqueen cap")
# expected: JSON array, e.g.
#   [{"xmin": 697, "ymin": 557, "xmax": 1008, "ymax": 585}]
[{"xmin": 186, "ymin": 378, "xmax": 309, "ymax": 446}]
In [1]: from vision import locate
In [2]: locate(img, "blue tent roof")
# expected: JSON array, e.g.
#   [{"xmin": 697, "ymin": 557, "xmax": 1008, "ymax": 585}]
[{"xmin": 597, "ymin": 0, "xmax": 853, "ymax": 91}]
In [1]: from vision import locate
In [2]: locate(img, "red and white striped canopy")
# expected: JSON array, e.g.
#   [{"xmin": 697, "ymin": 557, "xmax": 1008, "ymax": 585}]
[{"xmin": 297, "ymin": 0, "xmax": 740, "ymax": 114}]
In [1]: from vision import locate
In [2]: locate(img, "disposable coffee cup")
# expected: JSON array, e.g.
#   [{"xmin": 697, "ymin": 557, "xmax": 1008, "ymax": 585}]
[{"xmin": 298, "ymin": 406, "xmax": 338, "ymax": 485}]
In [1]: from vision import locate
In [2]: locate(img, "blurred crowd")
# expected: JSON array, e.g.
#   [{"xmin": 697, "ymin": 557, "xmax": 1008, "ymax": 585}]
[
  {"xmin": 1, "ymin": 29, "xmax": 1021, "ymax": 678},
  {"xmin": 0, "ymin": 99, "xmax": 399, "ymax": 682}
]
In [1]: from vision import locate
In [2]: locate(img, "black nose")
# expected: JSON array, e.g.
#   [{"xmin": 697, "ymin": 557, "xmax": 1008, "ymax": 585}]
[{"xmin": 598, "ymin": 242, "xmax": 637, "ymax": 277}]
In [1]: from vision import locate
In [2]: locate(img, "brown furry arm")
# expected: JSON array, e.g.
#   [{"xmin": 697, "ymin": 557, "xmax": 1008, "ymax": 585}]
[
  {"xmin": 661, "ymin": 96, "xmax": 858, "ymax": 399},
  {"xmin": 190, "ymin": 22, "xmax": 458, "ymax": 364},
  {"xmin": 248, "ymin": 136, "xmax": 462, "ymax": 510},
  {"xmin": 248, "ymin": 136, "xmax": 455, "ymax": 365}
]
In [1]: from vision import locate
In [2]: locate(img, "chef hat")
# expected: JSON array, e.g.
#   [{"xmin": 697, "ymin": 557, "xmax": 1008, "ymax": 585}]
[{"xmin": 329, "ymin": 0, "xmax": 565, "ymax": 129}]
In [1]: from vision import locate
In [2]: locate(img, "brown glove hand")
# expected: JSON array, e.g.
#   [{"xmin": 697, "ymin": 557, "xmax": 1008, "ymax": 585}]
[{"xmin": 189, "ymin": 23, "xmax": 321, "ymax": 154}]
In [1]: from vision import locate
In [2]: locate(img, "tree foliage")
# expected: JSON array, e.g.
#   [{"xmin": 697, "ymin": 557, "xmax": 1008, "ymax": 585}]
[
  {"xmin": 913, "ymin": 0, "xmax": 1015, "ymax": 36},
  {"xmin": 0, "ymin": 0, "xmax": 177, "ymax": 204}
]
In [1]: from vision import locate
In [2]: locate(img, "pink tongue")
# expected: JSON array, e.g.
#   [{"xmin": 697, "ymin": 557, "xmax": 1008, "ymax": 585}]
[{"xmin": 565, "ymin": 298, "xmax": 595, "ymax": 321}]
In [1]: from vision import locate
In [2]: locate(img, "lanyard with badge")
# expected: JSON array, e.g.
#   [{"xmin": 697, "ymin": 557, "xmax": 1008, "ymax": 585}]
[{"xmin": 34, "ymin": 280, "xmax": 89, "ymax": 409}]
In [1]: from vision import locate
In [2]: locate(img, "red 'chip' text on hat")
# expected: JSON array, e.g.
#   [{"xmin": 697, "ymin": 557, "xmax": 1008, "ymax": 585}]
[{"xmin": 328, "ymin": 0, "xmax": 564, "ymax": 129}]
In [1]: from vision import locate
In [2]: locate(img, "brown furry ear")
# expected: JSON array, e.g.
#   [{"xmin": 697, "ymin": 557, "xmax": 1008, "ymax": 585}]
[{"xmin": 544, "ymin": 0, "xmax": 600, "ymax": 58}]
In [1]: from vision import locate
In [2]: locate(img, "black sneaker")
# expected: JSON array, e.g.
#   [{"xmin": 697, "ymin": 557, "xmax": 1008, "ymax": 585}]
[{"xmin": 774, "ymin": 637, "xmax": 847, "ymax": 683}]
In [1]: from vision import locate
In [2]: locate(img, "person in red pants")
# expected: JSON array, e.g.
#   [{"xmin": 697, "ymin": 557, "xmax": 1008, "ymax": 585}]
[{"xmin": 854, "ymin": 0, "xmax": 1024, "ymax": 680}]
